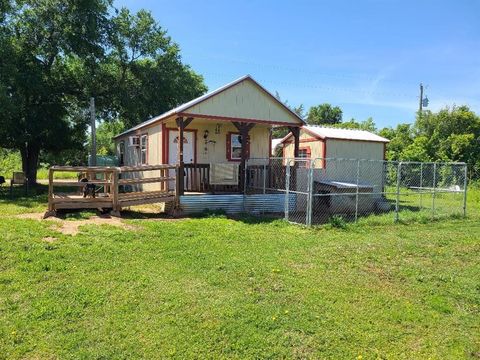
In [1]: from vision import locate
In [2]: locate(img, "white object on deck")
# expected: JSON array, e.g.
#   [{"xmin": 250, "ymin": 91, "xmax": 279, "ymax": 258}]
[{"xmin": 210, "ymin": 163, "xmax": 239, "ymax": 185}]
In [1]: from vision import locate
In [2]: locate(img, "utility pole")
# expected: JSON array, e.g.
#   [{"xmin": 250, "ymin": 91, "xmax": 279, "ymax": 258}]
[
  {"xmin": 418, "ymin": 83, "xmax": 424, "ymax": 115},
  {"xmin": 90, "ymin": 97, "xmax": 97, "ymax": 166}
]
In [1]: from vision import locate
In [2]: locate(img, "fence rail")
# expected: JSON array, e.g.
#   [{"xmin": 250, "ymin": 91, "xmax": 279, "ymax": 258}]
[
  {"xmin": 245, "ymin": 157, "xmax": 468, "ymax": 226},
  {"xmin": 46, "ymin": 165, "xmax": 176, "ymax": 217}
]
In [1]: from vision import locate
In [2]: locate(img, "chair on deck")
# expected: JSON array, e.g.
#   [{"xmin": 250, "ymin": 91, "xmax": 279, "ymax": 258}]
[{"xmin": 10, "ymin": 171, "xmax": 28, "ymax": 197}]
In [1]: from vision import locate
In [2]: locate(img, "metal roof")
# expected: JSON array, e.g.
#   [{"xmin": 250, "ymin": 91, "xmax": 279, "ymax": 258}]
[
  {"xmin": 114, "ymin": 75, "xmax": 305, "ymax": 139},
  {"xmin": 271, "ymin": 138, "xmax": 283, "ymax": 152},
  {"xmin": 282, "ymin": 125, "xmax": 389, "ymax": 143}
]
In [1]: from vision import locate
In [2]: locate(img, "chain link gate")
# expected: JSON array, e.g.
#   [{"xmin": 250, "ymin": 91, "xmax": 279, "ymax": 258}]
[{"xmin": 245, "ymin": 158, "xmax": 467, "ymax": 226}]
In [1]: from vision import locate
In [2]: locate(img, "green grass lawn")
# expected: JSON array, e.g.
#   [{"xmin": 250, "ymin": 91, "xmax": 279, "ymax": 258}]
[{"xmin": 0, "ymin": 189, "xmax": 479, "ymax": 359}]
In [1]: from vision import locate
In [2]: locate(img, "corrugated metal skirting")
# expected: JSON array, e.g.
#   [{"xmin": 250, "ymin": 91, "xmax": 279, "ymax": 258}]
[{"xmin": 179, "ymin": 194, "xmax": 296, "ymax": 215}]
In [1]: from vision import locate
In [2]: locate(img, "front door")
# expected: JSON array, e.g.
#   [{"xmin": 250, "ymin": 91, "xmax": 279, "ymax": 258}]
[
  {"xmin": 168, "ymin": 130, "xmax": 194, "ymax": 190},
  {"xmin": 168, "ymin": 130, "xmax": 194, "ymax": 164}
]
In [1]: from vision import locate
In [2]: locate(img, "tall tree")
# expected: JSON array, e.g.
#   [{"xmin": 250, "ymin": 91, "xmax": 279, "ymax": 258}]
[
  {"xmin": 97, "ymin": 8, "xmax": 207, "ymax": 128},
  {"xmin": 307, "ymin": 103, "xmax": 342, "ymax": 125},
  {"xmin": 0, "ymin": 2, "xmax": 206, "ymax": 185},
  {"xmin": 0, "ymin": 0, "xmax": 110, "ymax": 185}
]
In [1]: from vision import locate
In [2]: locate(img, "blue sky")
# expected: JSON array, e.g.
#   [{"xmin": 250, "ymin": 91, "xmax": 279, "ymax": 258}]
[{"xmin": 115, "ymin": 0, "xmax": 480, "ymax": 129}]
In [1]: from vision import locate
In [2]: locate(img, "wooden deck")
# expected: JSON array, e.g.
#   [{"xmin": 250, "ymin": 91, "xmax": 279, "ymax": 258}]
[{"xmin": 45, "ymin": 165, "xmax": 177, "ymax": 217}]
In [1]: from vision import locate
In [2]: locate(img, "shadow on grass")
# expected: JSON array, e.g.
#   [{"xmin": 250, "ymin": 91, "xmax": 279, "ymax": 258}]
[{"xmin": 0, "ymin": 184, "xmax": 48, "ymax": 209}]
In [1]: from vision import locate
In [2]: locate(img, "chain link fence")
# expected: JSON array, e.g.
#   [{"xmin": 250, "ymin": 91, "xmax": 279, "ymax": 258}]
[{"xmin": 245, "ymin": 157, "xmax": 467, "ymax": 226}]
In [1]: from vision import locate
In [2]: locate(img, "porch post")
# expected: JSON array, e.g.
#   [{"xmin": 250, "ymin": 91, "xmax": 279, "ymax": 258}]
[
  {"xmin": 288, "ymin": 126, "xmax": 300, "ymax": 191},
  {"xmin": 288, "ymin": 126, "xmax": 300, "ymax": 157},
  {"xmin": 175, "ymin": 117, "xmax": 193, "ymax": 196},
  {"xmin": 233, "ymin": 121, "xmax": 255, "ymax": 192}
]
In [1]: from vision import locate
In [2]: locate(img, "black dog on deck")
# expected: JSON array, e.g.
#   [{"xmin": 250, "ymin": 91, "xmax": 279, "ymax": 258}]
[{"xmin": 80, "ymin": 178, "xmax": 96, "ymax": 198}]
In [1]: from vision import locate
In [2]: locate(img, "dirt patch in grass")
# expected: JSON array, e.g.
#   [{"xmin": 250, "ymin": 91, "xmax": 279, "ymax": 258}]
[
  {"xmin": 16, "ymin": 212, "xmax": 140, "ymax": 236},
  {"xmin": 42, "ymin": 236, "xmax": 57, "ymax": 243}
]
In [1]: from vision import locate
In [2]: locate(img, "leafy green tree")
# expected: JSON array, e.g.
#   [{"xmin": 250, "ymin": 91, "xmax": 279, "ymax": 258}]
[
  {"xmin": 379, "ymin": 124, "xmax": 414, "ymax": 161},
  {"xmin": 98, "ymin": 8, "xmax": 207, "ymax": 128},
  {"xmin": 307, "ymin": 103, "xmax": 342, "ymax": 125},
  {"xmin": 0, "ymin": 2, "xmax": 206, "ymax": 185},
  {"xmin": 88, "ymin": 120, "xmax": 125, "ymax": 156},
  {"xmin": 0, "ymin": 0, "xmax": 110, "ymax": 185},
  {"xmin": 414, "ymin": 106, "xmax": 480, "ymax": 168},
  {"xmin": 333, "ymin": 117, "xmax": 376, "ymax": 132}
]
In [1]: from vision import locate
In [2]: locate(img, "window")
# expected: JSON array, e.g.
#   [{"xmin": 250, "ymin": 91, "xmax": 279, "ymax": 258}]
[
  {"xmin": 297, "ymin": 147, "xmax": 311, "ymax": 168},
  {"xmin": 298, "ymin": 148, "xmax": 309, "ymax": 159},
  {"xmin": 227, "ymin": 132, "xmax": 249, "ymax": 161},
  {"xmin": 118, "ymin": 141, "xmax": 125, "ymax": 166},
  {"xmin": 140, "ymin": 135, "xmax": 148, "ymax": 165}
]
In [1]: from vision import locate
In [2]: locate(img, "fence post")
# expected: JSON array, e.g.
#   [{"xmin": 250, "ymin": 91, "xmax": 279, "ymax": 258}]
[
  {"xmin": 419, "ymin": 162, "xmax": 423, "ymax": 209},
  {"xmin": 285, "ymin": 160, "xmax": 291, "ymax": 221},
  {"xmin": 432, "ymin": 162, "xmax": 437, "ymax": 218},
  {"xmin": 355, "ymin": 159, "xmax": 360, "ymax": 223},
  {"xmin": 463, "ymin": 164, "xmax": 468, "ymax": 217},
  {"xmin": 395, "ymin": 162, "xmax": 402, "ymax": 222},
  {"xmin": 306, "ymin": 159, "xmax": 314, "ymax": 226}
]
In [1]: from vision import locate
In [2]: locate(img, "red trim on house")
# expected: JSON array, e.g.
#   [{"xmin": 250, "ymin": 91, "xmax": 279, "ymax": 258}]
[
  {"xmin": 165, "ymin": 127, "xmax": 198, "ymax": 164},
  {"xmin": 283, "ymin": 137, "xmax": 319, "ymax": 144},
  {"xmin": 281, "ymin": 128, "xmax": 323, "ymax": 144},
  {"xmin": 177, "ymin": 112, "xmax": 302, "ymax": 127},
  {"xmin": 226, "ymin": 131, "xmax": 250, "ymax": 162},
  {"xmin": 321, "ymin": 140, "xmax": 327, "ymax": 168}
]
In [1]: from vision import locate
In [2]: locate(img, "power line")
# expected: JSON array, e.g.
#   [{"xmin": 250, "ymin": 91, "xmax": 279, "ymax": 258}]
[{"xmin": 203, "ymin": 72, "xmax": 416, "ymax": 98}]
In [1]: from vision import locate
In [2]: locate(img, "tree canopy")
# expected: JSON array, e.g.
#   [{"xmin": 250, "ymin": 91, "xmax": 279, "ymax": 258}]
[
  {"xmin": 306, "ymin": 103, "xmax": 343, "ymax": 125},
  {"xmin": 379, "ymin": 106, "xmax": 480, "ymax": 176},
  {"xmin": 0, "ymin": 1, "xmax": 206, "ymax": 184}
]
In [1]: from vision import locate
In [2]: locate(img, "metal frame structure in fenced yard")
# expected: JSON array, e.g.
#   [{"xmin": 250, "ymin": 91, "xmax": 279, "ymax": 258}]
[{"xmin": 245, "ymin": 157, "xmax": 468, "ymax": 226}]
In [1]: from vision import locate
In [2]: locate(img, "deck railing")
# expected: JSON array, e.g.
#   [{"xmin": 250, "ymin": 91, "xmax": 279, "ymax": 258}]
[
  {"xmin": 46, "ymin": 165, "xmax": 176, "ymax": 217},
  {"xmin": 184, "ymin": 163, "xmax": 210, "ymax": 192}
]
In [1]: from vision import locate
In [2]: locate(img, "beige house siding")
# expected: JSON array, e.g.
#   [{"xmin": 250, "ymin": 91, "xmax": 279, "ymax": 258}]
[
  {"xmin": 115, "ymin": 118, "xmax": 271, "ymax": 191},
  {"xmin": 326, "ymin": 140, "xmax": 385, "ymax": 161},
  {"xmin": 185, "ymin": 79, "xmax": 300, "ymax": 125},
  {"xmin": 163, "ymin": 118, "xmax": 270, "ymax": 164},
  {"xmin": 283, "ymin": 130, "xmax": 325, "ymax": 166}
]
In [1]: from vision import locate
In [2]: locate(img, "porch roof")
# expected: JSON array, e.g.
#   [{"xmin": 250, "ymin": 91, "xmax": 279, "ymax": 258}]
[{"xmin": 114, "ymin": 75, "xmax": 305, "ymax": 139}]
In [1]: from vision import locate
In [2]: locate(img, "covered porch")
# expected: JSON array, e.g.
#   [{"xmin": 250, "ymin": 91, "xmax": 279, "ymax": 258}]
[{"xmin": 172, "ymin": 116, "xmax": 302, "ymax": 195}]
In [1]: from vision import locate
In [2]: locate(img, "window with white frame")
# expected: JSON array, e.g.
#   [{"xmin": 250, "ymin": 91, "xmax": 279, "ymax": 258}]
[
  {"xmin": 230, "ymin": 133, "xmax": 242, "ymax": 160},
  {"xmin": 227, "ymin": 132, "xmax": 250, "ymax": 161},
  {"xmin": 140, "ymin": 135, "xmax": 148, "ymax": 165}
]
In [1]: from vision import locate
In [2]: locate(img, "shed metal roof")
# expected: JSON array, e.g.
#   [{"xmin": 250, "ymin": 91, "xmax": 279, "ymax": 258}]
[{"xmin": 282, "ymin": 125, "xmax": 389, "ymax": 143}]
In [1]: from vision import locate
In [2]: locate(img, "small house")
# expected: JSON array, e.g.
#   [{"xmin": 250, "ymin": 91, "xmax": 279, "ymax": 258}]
[{"xmin": 113, "ymin": 75, "xmax": 304, "ymax": 211}]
